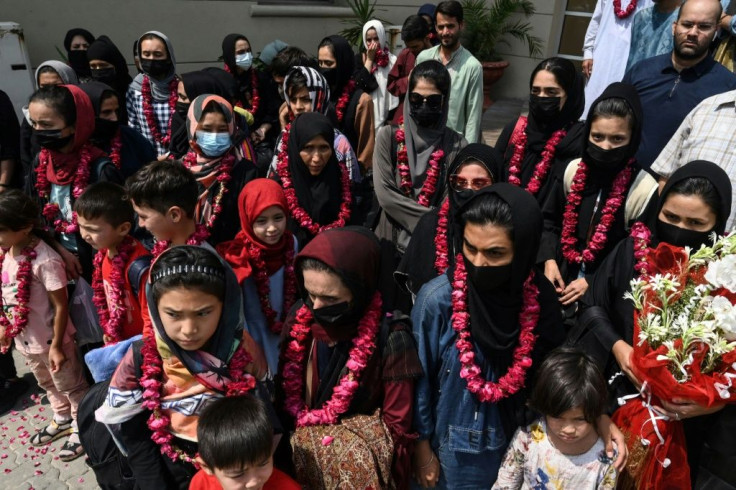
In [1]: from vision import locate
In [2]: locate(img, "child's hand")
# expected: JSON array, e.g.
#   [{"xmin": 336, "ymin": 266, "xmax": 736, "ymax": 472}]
[
  {"xmin": 48, "ymin": 345, "xmax": 67, "ymax": 373},
  {"xmin": 102, "ymin": 334, "xmax": 113, "ymax": 344},
  {"xmin": 597, "ymin": 414, "xmax": 628, "ymax": 472}
]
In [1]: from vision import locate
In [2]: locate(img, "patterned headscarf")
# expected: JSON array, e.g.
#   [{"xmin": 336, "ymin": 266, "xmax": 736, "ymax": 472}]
[{"xmin": 283, "ymin": 66, "xmax": 331, "ymax": 116}]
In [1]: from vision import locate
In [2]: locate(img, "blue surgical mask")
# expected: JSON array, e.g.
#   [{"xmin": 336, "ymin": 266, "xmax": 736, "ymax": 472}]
[
  {"xmin": 235, "ymin": 52, "xmax": 253, "ymax": 70},
  {"xmin": 196, "ymin": 131, "xmax": 231, "ymax": 157}
]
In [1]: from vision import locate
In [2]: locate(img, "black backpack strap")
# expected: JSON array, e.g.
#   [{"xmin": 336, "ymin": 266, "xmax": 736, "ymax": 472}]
[{"xmin": 127, "ymin": 255, "xmax": 152, "ymax": 298}]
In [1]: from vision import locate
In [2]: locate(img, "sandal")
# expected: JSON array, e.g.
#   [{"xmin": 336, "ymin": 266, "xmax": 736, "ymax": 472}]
[
  {"xmin": 30, "ymin": 419, "xmax": 73, "ymax": 446},
  {"xmin": 59, "ymin": 433, "xmax": 84, "ymax": 462}
]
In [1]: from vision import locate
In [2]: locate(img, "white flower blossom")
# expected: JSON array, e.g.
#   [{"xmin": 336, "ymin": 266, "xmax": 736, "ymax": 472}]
[{"xmin": 705, "ymin": 255, "xmax": 736, "ymax": 293}]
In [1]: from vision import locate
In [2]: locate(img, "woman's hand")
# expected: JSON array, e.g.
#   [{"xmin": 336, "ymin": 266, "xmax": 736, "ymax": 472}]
[
  {"xmin": 560, "ymin": 277, "xmax": 588, "ymax": 306},
  {"xmin": 413, "ymin": 439, "xmax": 440, "ymax": 488},
  {"xmin": 544, "ymin": 260, "xmax": 565, "ymax": 294},
  {"xmin": 56, "ymin": 246, "xmax": 82, "ymax": 281},
  {"xmin": 612, "ymin": 340, "xmax": 642, "ymax": 389},
  {"xmin": 597, "ymin": 414, "xmax": 628, "ymax": 472},
  {"xmin": 365, "ymin": 41, "xmax": 378, "ymax": 61},
  {"xmin": 658, "ymin": 398, "xmax": 725, "ymax": 421},
  {"xmin": 48, "ymin": 344, "xmax": 67, "ymax": 373}
]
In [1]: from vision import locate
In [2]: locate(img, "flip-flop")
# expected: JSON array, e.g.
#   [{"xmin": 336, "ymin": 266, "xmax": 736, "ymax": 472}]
[
  {"xmin": 30, "ymin": 419, "xmax": 73, "ymax": 446},
  {"xmin": 59, "ymin": 434, "xmax": 85, "ymax": 462}
]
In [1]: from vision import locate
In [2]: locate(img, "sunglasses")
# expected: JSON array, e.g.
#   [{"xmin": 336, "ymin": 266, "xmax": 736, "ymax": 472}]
[
  {"xmin": 449, "ymin": 175, "xmax": 493, "ymax": 191},
  {"xmin": 408, "ymin": 92, "xmax": 444, "ymax": 111}
]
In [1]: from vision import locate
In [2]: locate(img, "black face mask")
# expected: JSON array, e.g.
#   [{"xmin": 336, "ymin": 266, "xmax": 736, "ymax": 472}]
[
  {"xmin": 68, "ymin": 50, "xmax": 90, "ymax": 75},
  {"xmin": 307, "ymin": 299, "xmax": 354, "ymax": 328},
  {"xmin": 584, "ymin": 141, "xmax": 630, "ymax": 170},
  {"xmin": 528, "ymin": 95, "xmax": 561, "ymax": 124},
  {"xmin": 410, "ymin": 102, "xmax": 443, "ymax": 127},
  {"xmin": 319, "ymin": 67, "xmax": 337, "ymax": 89},
  {"xmin": 141, "ymin": 59, "xmax": 173, "ymax": 80},
  {"xmin": 464, "ymin": 259, "xmax": 513, "ymax": 294},
  {"xmin": 175, "ymin": 101, "xmax": 190, "ymax": 119},
  {"xmin": 91, "ymin": 67, "xmax": 117, "ymax": 84},
  {"xmin": 33, "ymin": 129, "xmax": 73, "ymax": 151},
  {"xmin": 656, "ymin": 219, "xmax": 714, "ymax": 250},
  {"xmin": 94, "ymin": 118, "xmax": 119, "ymax": 142}
]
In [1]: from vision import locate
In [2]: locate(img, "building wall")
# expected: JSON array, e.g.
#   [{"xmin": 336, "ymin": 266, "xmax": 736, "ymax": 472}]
[{"xmin": 1, "ymin": 0, "xmax": 566, "ymax": 99}]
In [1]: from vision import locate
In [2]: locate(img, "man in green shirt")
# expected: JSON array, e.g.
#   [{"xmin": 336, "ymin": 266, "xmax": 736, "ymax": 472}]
[{"xmin": 415, "ymin": 0, "xmax": 483, "ymax": 143}]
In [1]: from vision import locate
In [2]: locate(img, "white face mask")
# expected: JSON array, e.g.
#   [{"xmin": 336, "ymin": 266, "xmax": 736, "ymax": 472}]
[{"xmin": 235, "ymin": 52, "xmax": 253, "ymax": 70}]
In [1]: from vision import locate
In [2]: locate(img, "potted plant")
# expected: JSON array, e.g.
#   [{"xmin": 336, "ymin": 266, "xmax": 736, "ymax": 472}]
[
  {"xmin": 339, "ymin": 0, "xmax": 387, "ymax": 49},
  {"xmin": 461, "ymin": 0, "xmax": 544, "ymax": 109}
]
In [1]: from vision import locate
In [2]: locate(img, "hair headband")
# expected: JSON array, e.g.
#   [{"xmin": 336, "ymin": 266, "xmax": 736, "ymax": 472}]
[{"xmin": 151, "ymin": 264, "xmax": 226, "ymax": 284}]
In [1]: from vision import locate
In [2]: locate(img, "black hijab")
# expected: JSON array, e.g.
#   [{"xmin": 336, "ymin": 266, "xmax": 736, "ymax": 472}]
[
  {"xmin": 86, "ymin": 35, "xmax": 132, "ymax": 97},
  {"xmin": 447, "ymin": 143, "xmax": 504, "ymax": 211},
  {"xmin": 320, "ymin": 35, "xmax": 355, "ymax": 101},
  {"xmin": 64, "ymin": 28, "xmax": 95, "ymax": 78},
  {"xmin": 222, "ymin": 33, "xmax": 249, "ymax": 74},
  {"xmin": 79, "ymin": 81, "xmax": 119, "ymax": 144},
  {"xmin": 286, "ymin": 112, "xmax": 342, "ymax": 230}
]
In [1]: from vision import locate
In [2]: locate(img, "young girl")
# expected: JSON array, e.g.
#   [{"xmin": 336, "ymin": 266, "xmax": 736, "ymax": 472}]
[
  {"xmin": 91, "ymin": 245, "xmax": 268, "ymax": 489},
  {"xmin": 0, "ymin": 190, "xmax": 89, "ymax": 461},
  {"xmin": 357, "ymin": 20, "xmax": 399, "ymax": 129},
  {"xmin": 493, "ymin": 347, "xmax": 617, "ymax": 489}
]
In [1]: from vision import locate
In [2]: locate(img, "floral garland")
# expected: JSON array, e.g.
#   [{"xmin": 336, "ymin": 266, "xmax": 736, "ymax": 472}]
[
  {"xmin": 182, "ymin": 151, "xmax": 235, "ymax": 231},
  {"xmin": 613, "ymin": 0, "xmax": 637, "ymax": 18},
  {"xmin": 371, "ymin": 47, "xmax": 389, "ymax": 74},
  {"xmin": 0, "ymin": 242, "xmax": 37, "ymax": 354},
  {"xmin": 248, "ymin": 69, "xmax": 260, "ymax": 116},
  {"xmin": 151, "ymin": 224, "xmax": 210, "ymax": 258},
  {"xmin": 335, "ymin": 80, "xmax": 356, "ymax": 125},
  {"xmin": 141, "ymin": 76, "xmax": 178, "ymax": 147},
  {"xmin": 434, "ymin": 198, "xmax": 450, "ymax": 273},
  {"xmin": 507, "ymin": 117, "xmax": 567, "ymax": 196},
  {"xmin": 35, "ymin": 146, "xmax": 94, "ymax": 234},
  {"xmin": 451, "ymin": 254, "xmax": 540, "ymax": 403},
  {"xmin": 91, "ymin": 235, "xmax": 136, "ymax": 345},
  {"xmin": 247, "ymin": 234, "xmax": 297, "ymax": 334},
  {"xmin": 282, "ymin": 292, "xmax": 382, "ymax": 426},
  {"xmin": 109, "ymin": 130, "xmax": 122, "ymax": 169},
  {"xmin": 275, "ymin": 123, "xmax": 352, "ymax": 235},
  {"xmin": 395, "ymin": 121, "xmax": 443, "ymax": 207},
  {"xmin": 630, "ymin": 221, "xmax": 651, "ymax": 277},
  {"xmin": 560, "ymin": 159, "xmax": 634, "ymax": 265},
  {"xmin": 140, "ymin": 331, "xmax": 256, "ymax": 465}
]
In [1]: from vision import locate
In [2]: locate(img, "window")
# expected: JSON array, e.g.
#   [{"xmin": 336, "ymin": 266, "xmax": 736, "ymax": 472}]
[{"xmin": 556, "ymin": 0, "xmax": 596, "ymax": 68}]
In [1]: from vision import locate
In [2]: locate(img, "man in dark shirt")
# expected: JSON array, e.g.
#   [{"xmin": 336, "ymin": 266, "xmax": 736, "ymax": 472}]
[{"xmin": 623, "ymin": 0, "xmax": 736, "ymax": 174}]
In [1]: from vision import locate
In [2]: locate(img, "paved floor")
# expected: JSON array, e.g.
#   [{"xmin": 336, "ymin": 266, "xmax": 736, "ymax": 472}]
[{"xmin": 481, "ymin": 97, "xmax": 526, "ymax": 146}]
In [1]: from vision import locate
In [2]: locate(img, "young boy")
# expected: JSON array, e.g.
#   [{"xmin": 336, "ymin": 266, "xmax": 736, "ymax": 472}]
[
  {"xmin": 75, "ymin": 182, "xmax": 150, "ymax": 345},
  {"xmin": 191, "ymin": 395, "xmax": 299, "ymax": 490}
]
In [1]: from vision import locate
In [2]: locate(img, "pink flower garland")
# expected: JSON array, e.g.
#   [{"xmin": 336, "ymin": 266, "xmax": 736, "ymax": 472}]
[
  {"xmin": 140, "ymin": 331, "xmax": 256, "ymax": 465},
  {"xmin": 141, "ymin": 76, "xmax": 178, "ymax": 147},
  {"xmin": 395, "ymin": 121, "xmax": 444, "ymax": 207},
  {"xmin": 35, "ymin": 146, "xmax": 94, "ymax": 234},
  {"xmin": 151, "ymin": 224, "xmax": 210, "ymax": 258},
  {"xmin": 182, "ymin": 151, "xmax": 235, "ymax": 232},
  {"xmin": 282, "ymin": 292, "xmax": 382, "ymax": 426},
  {"xmin": 0, "ymin": 243, "xmax": 37, "ymax": 354},
  {"xmin": 275, "ymin": 124, "xmax": 352, "ymax": 235},
  {"xmin": 630, "ymin": 221, "xmax": 651, "ymax": 277},
  {"xmin": 335, "ymin": 81, "xmax": 356, "ymax": 125},
  {"xmin": 613, "ymin": 0, "xmax": 637, "ymax": 18},
  {"xmin": 247, "ymin": 234, "xmax": 298, "ymax": 334},
  {"xmin": 507, "ymin": 117, "xmax": 567, "ymax": 196},
  {"xmin": 91, "ymin": 235, "xmax": 136, "ymax": 345},
  {"xmin": 434, "ymin": 198, "xmax": 450, "ymax": 273},
  {"xmin": 451, "ymin": 254, "xmax": 540, "ymax": 403},
  {"xmin": 370, "ymin": 47, "xmax": 389, "ymax": 74},
  {"xmin": 561, "ymin": 159, "xmax": 634, "ymax": 265},
  {"xmin": 109, "ymin": 130, "xmax": 122, "ymax": 169}
]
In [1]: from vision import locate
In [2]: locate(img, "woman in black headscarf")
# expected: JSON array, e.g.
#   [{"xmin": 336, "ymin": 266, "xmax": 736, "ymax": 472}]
[
  {"xmin": 64, "ymin": 28, "xmax": 95, "ymax": 81},
  {"xmin": 271, "ymin": 112, "xmax": 354, "ymax": 249},
  {"xmin": 496, "ymin": 57, "xmax": 585, "ymax": 205},
  {"xmin": 86, "ymin": 35, "xmax": 132, "ymax": 121},
  {"xmin": 396, "ymin": 143, "xmax": 503, "ymax": 297},
  {"xmin": 576, "ymin": 160, "xmax": 733, "ymax": 486},
  {"xmin": 318, "ymin": 35, "xmax": 375, "ymax": 169},
  {"xmin": 540, "ymin": 82, "xmax": 657, "ymax": 318}
]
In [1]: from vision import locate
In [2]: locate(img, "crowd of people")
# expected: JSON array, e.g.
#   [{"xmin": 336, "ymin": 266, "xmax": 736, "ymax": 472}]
[{"xmin": 0, "ymin": 0, "xmax": 735, "ymax": 488}]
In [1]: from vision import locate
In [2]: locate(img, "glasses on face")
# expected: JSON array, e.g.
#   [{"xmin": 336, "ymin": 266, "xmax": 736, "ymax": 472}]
[
  {"xmin": 408, "ymin": 92, "xmax": 444, "ymax": 111},
  {"xmin": 449, "ymin": 175, "xmax": 493, "ymax": 191}
]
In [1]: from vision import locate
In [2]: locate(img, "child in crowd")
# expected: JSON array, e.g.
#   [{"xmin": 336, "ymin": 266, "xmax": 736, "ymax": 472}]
[
  {"xmin": 0, "ymin": 190, "xmax": 88, "ymax": 461},
  {"xmin": 191, "ymin": 395, "xmax": 299, "ymax": 490},
  {"xmin": 493, "ymin": 347, "xmax": 617, "ymax": 489}
]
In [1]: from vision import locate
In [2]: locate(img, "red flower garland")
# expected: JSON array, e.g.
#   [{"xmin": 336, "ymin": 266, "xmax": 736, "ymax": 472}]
[
  {"xmin": 248, "ymin": 69, "xmax": 260, "ymax": 116},
  {"xmin": 335, "ymin": 80, "xmax": 356, "ymax": 125},
  {"xmin": 630, "ymin": 221, "xmax": 651, "ymax": 277},
  {"xmin": 561, "ymin": 159, "xmax": 634, "ymax": 265},
  {"xmin": 247, "ymin": 234, "xmax": 297, "ymax": 334},
  {"xmin": 141, "ymin": 76, "xmax": 178, "ymax": 147},
  {"xmin": 0, "ymin": 242, "xmax": 37, "ymax": 354},
  {"xmin": 451, "ymin": 254, "xmax": 540, "ymax": 403},
  {"xmin": 282, "ymin": 292, "xmax": 382, "ymax": 426},
  {"xmin": 371, "ymin": 47, "xmax": 390, "ymax": 74},
  {"xmin": 507, "ymin": 117, "xmax": 567, "ymax": 196},
  {"xmin": 151, "ymin": 224, "xmax": 210, "ymax": 258},
  {"xmin": 395, "ymin": 122, "xmax": 444, "ymax": 207},
  {"xmin": 182, "ymin": 151, "xmax": 235, "ymax": 232},
  {"xmin": 109, "ymin": 130, "xmax": 122, "ymax": 169},
  {"xmin": 434, "ymin": 198, "xmax": 450, "ymax": 273},
  {"xmin": 613, "ymin": 0, "xmax": 637, "ymax": 19},
  {"xmin": 35, "ymin": 146, "xmax": 94, "ymax": 234},
  {"xmin": 275, "ymin": 124, "xmax": 352, "ymax": 235},
  {"xmin": 140, "ymin": 332, "xmax": 256, "ymax": 465},
  {"xmin": 91, "ymin": 235, "xmax": 136, "ymax": 345}
]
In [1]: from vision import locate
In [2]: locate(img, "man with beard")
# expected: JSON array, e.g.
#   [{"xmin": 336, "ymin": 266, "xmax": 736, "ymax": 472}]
[
  {"xmin": 624, "ymin": 0, "xmax": 736, "ymax": 174},
  {"xmin": 415, "ymin": 0, "xmax": 483, "ymax": 143}
]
